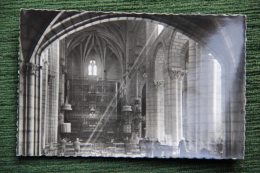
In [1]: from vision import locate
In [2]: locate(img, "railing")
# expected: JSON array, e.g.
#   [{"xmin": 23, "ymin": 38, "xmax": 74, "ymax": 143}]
[{"xmin": 43, "ymin": 141, "xmax": 181, "ymax": 157}]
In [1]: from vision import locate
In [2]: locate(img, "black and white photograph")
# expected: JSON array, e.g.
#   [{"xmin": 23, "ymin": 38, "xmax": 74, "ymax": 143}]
[{"xmin": 17, "ymin": 9, "xmax": 246, "ymax": 159}]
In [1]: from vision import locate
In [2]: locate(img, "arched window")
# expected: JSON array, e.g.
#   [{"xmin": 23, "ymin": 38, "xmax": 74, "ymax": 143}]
[{"xmin": 88, "ymin": 60, "xmax": 97, "ymax": 76}]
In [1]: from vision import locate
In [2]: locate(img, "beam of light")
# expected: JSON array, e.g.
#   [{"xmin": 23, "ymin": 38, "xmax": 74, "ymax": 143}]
[{"xmin": 86, "ymin": 23, "xmax": 160, "ymax": 144}]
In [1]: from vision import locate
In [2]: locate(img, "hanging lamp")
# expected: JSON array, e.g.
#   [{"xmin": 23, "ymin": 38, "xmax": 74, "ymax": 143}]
[{"xmin": 61, "ymin": 97, "xmax": 72, "ymax": 111}]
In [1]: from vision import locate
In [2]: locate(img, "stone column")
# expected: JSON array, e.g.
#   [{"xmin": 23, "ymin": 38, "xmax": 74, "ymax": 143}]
[
  {"xmin": 17, "ymin": 61, "xmax": 27, "ymax": 156},
  {"xmin": 52, "ymin": 44, "xmax": 60, "ymax": 144},
  {"xmin": 178, "ymin": 71, "xmax": 186, "ymax": 140},
  {"xmin": 58, "ymin": 71, "xmax": 65, "ymax": 141},
  {"xmin": 145, "ymin": 75, "xmax": 157, "ymax": 139},
  {"xmin": 131, "ymin": 99, "xmax": 142, "ymax": 144},
  {"xmin": 164, "ymin": 69, "xmax": 171, "ymax": 145},
  {"xmin": 46, "ymin": 43, "xmax": 60, "ymax": 146},
  {"xmin": 34, "ymin": 55, "xmax": 41, "ymax": 155},
  {"xmin": 186, "ymin": 40, "xmax": 197, "ymax": 152},
  {"xmin": 154, "ymin": 80, "xmax": 165, "ymax": 142},
  {"xmin": 58, "ymin": 39, "xmax": 66, "ymax": 141},
  {"xmin": 26, "ymin": 63, "xmax": 39, "ymax": 156},
  {"xmin": 230, "ymin": 72, "xmax": 245, "ymax": 159},
  {"xmin": 198, "ymin": 53, "xmax": 212, "ymax": 152},
  {"xmin": 41, "ymin": 60, "xmax": 48, "ymax": 154},
  {"xmin": 42, "ymin": 61, "xmax": 49, "ymax": 150},
  {"xmin": 167, "ymin": 67, "xmax": 186, "ymax": 146},
  {"xmin": 35, "ymin": 56, "xmax": 42, "ymax": 156}
]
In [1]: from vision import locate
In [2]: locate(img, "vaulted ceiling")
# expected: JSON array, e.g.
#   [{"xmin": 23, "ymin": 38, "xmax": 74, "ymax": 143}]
[
  {"xmin": 20, "ymin": 10, "xmax": 245, "ymax": 74},
  {"xmin": 65, "ymin": 21, "xmax": 144, "ymax": 71}
]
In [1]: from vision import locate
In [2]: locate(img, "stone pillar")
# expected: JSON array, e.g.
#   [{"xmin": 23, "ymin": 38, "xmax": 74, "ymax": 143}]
[
  {"xmin": 198, "ymin": 53, "xmax": 212, "ymax": 152},
  {"xmin": 34, "ymin": 55, "xmax": 41, "ymax": 155},
  {"xmin": 42, "ymin": 60, "xmax": 49, "ymax": 150},
  {"xmin": 178, "ymin": 72, "xmax": 185, "ymax": 140},
  {"xmin": 167, "ymin": 67, "xmax": 186, "ymax": 146},
  {"xmin": 131, "ymin": 99, "xmax": 142, "ymax": 143},
  {"xmin": 186, "ymin": 40, "xmax": 197, "ymax": 152},
  {"xmin": 195, "ymin": 44, "xmax": 203, "ymax": 153},
  {"xmin": 58, "ymin": 39, "xmax": 66, "ymax": 141},
  {"xmin": 58, "ymin": 71, "xmax": 65, "ymax": 141},
  {"xmin": 41, "ymin": 60, "xmax": 48, "ymax": 154},
  {"xmin": 35, "ymin": 56, "xmax": 42, "ymax": 156},
  {"xmin": 52, "ymin": 44, "xmax": 60, "ymax": 144},
  {"xmin": 38, "ymin": 59, "xmax": 44, "ymax": 155},
  {"xmin": 146, "ymin": 76, "xmax": 157, "ymax": 139},
  {"xmin": 230, "ymin": 72, "xmax": 245, "ymax": 159},
  {"xmin": 164, "ymin": 71, "xmax": 171, "ymax": 145},
  {"xmin": 17, "ymin": 61, "xmax": 26, "ymax": 156},
  {"xmin": 154, "ymin": 80, "xmax": 165, "ymax": 142},
  {"xmin": 26, "ymin": 63, "xmax": 38, "ymax": 156},
  {"xmin": 46, "ymin": 42, "xmax": 60, "ymax": 146}
]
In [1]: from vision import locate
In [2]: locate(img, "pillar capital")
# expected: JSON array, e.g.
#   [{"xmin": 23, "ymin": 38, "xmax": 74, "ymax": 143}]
[
  {"xmin": 26, "ymin": 63, "xmax": 40, "ymax": 75},
  {"xmin": 154, "ymin": 80, "xmax": 164, "ymax": 89},
  {"xmin": 169, "ymin": 67, "xmax": 187, "ymax": 80},
  {"xmin": 61, "ymin": 64, "xmax": 67, "ymax": 75}
]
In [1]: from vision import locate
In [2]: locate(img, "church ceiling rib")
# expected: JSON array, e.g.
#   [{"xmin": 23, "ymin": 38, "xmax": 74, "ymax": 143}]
[
  {"xmin": 103, "ymin": 38, "xmax": 122, "ymax": 64},
  {"xmin": 130, "ymin": 20, "xmax": 141, "ymax": 33},
  {"xmin": 103, "ymin": 22, "xmax": 125, "ymax": 44},
  {"xmin": 95, "ymin": 35, "xmax": 106, "ymax": 62},
  {"xmin": 71, "ymin": 47, "xmax": 80, "ymax": 60},
  {"xmin": 93, "ymin": 39, "xmax": 103, "ymax": 64},
  {"xmin": 83, "ymin": 40, "xmax": 95, "ymax": 63},
  {"xmin": 111, "ymin": 21, "xmax": 126, "ymax": 40},
  {"xmin": 66, "ymin": 32, "xmax": 124, "ymax": 61},
  {"xmin": 65, "ymin": 21, "xmax": 155, "ymax": 72},
  {"xmin": 66, "ymin": 24, "xmax": 125, "ymax": 52},
  {"xmin": 66, "ymin": 33, "xmax": 123, "ymax": 69},
  {"xmin": 82, "ymin": 34, "xmax": 94, "ymax": 60},
  {"xmin": 130, "ymin": 21, "xmax": 143, "ymax": 54},
  {"xmin": 97, "ymin": 30, "xmax": 124, "ymax": 51}
]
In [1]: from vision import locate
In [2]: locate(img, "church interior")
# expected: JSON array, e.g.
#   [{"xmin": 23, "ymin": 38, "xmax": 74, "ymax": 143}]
[{"xmin": 17, "ymin": 10, "xmax": 245, "ymax": 159}]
